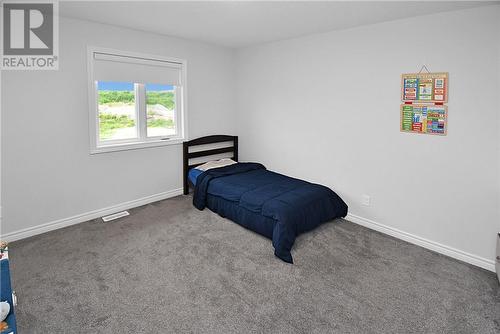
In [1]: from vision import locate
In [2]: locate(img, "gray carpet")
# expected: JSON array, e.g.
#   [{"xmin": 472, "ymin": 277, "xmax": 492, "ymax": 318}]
[{"xmin": 9, "ymin": 195, "xmax": 500, "ymax": 333}]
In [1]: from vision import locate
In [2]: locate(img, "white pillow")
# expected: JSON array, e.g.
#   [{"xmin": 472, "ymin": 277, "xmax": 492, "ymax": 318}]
[{"xmin": 195, "ymin": 158, "xmax": 237, "ymax": 172}]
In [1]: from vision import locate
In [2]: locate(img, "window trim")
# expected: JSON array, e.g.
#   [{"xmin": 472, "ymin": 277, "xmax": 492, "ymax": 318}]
[{"xmin": 87, "ymin": 46, "xmax": 188, "ymax": 154}]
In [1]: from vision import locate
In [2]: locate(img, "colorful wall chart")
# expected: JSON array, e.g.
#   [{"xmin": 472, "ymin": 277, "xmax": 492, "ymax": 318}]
[
  {"xmin": 401, "ymin": 72, "xmax": 448, "ymax": 103},
  {"xmin": 400, "ymin": 104, "xmax": 447, "ymax": 135},
  {"xmin": 401, "ymin": 71, "xmax": 448, "ymax": 135}
]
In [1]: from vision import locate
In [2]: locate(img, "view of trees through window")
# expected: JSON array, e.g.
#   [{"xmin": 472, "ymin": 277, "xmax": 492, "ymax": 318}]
[
  {"xmin": 146, "ymin": 83, "xmax": 176, "ymax": 138},
  {"xmin": 97, "ymin": 82, "xmax": 176, "ymax": 141}
]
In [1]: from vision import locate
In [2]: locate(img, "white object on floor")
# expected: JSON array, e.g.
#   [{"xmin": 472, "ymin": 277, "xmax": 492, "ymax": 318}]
[
  {"xmin": 0, "ymin": 301, "xmax": 10, "ymax": 322},
  {"xmin": 11, "ymin": 291, "xmax": 17, "ymax": 307},
  {"xmin": 102, "ymin": 210, "xmax": 130, "ymax": 222}
]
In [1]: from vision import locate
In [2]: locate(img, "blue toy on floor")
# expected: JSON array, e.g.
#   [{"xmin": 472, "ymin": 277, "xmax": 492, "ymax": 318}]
[{"xmin": 1, "ymin": 249, "xmax": 17, "ymax": 334}]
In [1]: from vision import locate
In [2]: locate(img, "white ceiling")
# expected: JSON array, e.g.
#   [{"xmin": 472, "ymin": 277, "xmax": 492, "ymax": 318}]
[{"xmin": 60, "ymin": 1, "xmax": 498, "ymax": 49}]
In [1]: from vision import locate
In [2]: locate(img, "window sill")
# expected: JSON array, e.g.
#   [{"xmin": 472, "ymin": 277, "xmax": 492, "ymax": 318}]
[{"xmin": 90, "ymin": 138, "xmax": 184, "ymax": 154}]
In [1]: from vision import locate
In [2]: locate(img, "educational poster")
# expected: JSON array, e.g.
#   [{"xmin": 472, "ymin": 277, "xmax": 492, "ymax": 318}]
[
  {"xmin": 401, "ymin": 104, "xmax": 447, "ymax": 135},
  {"xmin": 401, "ymin": 72, "xmax": 448, "ymax": 103}
]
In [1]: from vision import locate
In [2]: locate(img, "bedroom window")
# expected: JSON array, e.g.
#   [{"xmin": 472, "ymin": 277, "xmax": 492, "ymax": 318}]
[
  {"xmin": 97, "ymin": 82, "xmax": 138, "ymax": 142},
  {"xmin": 146, "ymin": 84, "xmax": 178, "ymax": 138},
  {"xmin": 88, "ymin": 47, "xmax": 187, "ymax": 154}
]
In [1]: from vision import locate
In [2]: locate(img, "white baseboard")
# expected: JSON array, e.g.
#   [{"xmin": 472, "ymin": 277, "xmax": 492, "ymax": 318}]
[
  {"xmin": 1, "ymin": 188, "xmax": 183, "ymax": 242},
  {"xmin": 2, "ymin": 195, "xmax": 495, "ymax": 272},
  {"xmin": 346, "ymin": 213, "xmax": 496, "ymax": 272}
]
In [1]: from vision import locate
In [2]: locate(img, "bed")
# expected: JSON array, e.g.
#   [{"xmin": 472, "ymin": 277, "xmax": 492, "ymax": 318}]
[{"xmin": 183, "ymin": 135, "xmax": 348, "ymax": 263}]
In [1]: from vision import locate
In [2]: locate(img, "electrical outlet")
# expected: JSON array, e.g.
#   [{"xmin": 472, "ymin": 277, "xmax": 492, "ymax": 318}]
[{"xmin": 362, "ymin": 194, "xmax": 371, "ymax": 206}]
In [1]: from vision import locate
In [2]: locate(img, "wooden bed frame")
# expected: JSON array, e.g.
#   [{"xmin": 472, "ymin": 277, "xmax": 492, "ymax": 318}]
[{"xmin": 183, "ymin": 135, "xmax": 238, "ymax": 195}]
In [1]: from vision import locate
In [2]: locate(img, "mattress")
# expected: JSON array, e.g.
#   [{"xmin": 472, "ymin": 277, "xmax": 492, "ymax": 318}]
[
  {"xmin": 193, "ymin": 162, "xmax": 348, "ymax": 263},
  {"xmin": 188, "ymin": 168, "xmax": 203, "ymax": 186}
]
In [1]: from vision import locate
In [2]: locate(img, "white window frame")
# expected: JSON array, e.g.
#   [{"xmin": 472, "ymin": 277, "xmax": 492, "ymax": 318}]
[{"xmin": 87, "ymin": 46, "xmax": 188, "ymax": 154}]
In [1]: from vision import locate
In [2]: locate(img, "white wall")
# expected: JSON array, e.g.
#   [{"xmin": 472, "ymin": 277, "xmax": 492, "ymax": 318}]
[
  {"xmin": 236, "ymin": 6, "xmax": 500, "ymax": 268},
  {"xmin": 1, "ymin": 17, "xmax": 236, "ymax": 236}
]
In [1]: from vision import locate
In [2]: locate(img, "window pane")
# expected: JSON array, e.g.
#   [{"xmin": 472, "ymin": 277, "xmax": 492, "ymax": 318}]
[
  {"xmin": 146, "ymin": 84, "xmax": 176, "ymax": 137},
  {"xmin": 97, "ymin": 82, "xmax": 137, "ymax": 141}
]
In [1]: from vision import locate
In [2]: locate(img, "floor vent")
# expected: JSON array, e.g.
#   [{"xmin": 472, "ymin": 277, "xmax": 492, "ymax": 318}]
[{"xmin": 102, "ymin": 211, "xmax": 130, "ymax": 222}]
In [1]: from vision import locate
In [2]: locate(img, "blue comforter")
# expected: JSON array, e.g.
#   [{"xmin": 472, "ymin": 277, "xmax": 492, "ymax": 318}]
[{"xmin": 193, "ymin": 163, "xmax": 348, "ymax": 263}]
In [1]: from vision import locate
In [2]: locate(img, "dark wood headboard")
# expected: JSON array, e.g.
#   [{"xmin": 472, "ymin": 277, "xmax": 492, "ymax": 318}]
[{"xmin": 183, "ymin": 135, "xmax": 238, "ymax": 195}]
